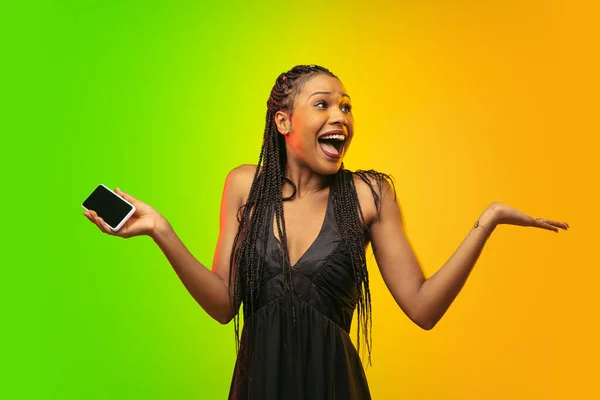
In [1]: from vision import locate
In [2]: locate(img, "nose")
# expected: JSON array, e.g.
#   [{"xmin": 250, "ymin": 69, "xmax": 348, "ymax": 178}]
[{"xmin": 330, "ymin": 106, "xmax": 348, "ymax": 127}]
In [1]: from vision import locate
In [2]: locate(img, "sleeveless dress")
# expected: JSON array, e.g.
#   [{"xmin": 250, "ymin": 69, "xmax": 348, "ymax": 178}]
[{"xmin": 228, "ymin": 188, "xmax": 372, "ymax": 399}]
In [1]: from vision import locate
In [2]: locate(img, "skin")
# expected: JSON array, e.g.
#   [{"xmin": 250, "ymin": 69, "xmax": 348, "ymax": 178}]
[{"xmin": 83, "ymin": 73, "xmax": 570, "ymax": 329}]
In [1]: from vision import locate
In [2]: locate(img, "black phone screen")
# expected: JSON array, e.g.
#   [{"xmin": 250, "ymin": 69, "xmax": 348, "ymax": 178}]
[{"xmin": 82, "ymin": 185, "xmax": 133, "ymax": 229}]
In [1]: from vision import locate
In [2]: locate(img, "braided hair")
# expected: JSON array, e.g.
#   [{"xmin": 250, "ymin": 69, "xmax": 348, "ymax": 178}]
[{"xmin": 228, "ymin": 64, "xmax": 396, "ymax": 382}]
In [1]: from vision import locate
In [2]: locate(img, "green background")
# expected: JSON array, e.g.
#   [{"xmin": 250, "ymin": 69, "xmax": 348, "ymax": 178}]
[{"xmin": 4, "ymin": 1, "xmax": 287, "ymax": 398}]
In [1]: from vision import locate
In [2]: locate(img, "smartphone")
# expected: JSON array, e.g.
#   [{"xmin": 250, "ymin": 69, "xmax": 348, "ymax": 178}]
[{"xmin": 82, "ymin": 184, "xmax": 136, "ymax": 231}]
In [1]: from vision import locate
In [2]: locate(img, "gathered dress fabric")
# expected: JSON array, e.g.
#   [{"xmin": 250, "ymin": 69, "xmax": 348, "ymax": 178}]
[{"xmin": 228, "ymin": 188, "xmax": 371, "ymax": 400}]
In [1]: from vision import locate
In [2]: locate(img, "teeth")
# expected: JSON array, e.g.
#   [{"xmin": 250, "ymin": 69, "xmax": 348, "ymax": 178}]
[{"xmin": 319, "ymin": 134, "xmax": 346, "ymax": 141}]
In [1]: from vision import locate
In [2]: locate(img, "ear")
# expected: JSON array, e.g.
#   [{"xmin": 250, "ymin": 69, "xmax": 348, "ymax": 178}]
[{"xmin": 274, "ymin": 110, "xmax": 291, "ymax": 135}]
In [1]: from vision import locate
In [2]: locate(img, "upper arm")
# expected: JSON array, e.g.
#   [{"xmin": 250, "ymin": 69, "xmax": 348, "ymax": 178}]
[
  {"xmin": 211, "ymin": 164, "xmax": 255, "ymax": 307},
  {"xmin": 366, "ymin": 176, "xmax": 426, "ymax": 326}
]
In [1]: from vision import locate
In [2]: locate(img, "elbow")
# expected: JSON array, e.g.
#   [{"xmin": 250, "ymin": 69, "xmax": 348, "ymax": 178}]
[
  {"xmin": 204, "ymin": 306, "xmax": 234, "ymax": 325},
  {"xmin": 206, "ymin": 298, "xmax": 236, "ymax": 325},
  {"xmin": 412, "ymin": 311, "xmax": 436, "ymax": 331},
  {"xmin": 409, "ymin": 297, "xmax": 438, "ymax": 330},
  {"xmin": 213, "ymin": 311, "xmax": 231, "ymax": 325},
  {"xmin": 420, "ymin": 320, "xmax": 436, "ymax": 331},
  {"xmin": 215, "ymin": 309, "xmax": 235, "ymax": 325},
  {"xmin": 213, "ymin": 315, "xmax": 230, "ymax": 325}
]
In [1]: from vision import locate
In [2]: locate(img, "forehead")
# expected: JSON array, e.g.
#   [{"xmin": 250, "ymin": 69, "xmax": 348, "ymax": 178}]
[{"xmin": 298, "ymin": 74, "xmax": 348, "ymax": 99}]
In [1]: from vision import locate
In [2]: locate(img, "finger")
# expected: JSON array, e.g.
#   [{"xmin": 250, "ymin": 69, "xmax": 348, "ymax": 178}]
[
  {"xmin": 85, "ymin": 212, "xmax": 97, "ymax": 225},
  {"xmin": 92, "ymin": 211, "xmax": 113, "ymax": 235},
  {"xmin": 87, "ymin": 210, "xmax": 101, "ymax": 228},
  {"xmin": 99, "ymin": 218, "xmax": 112, "ymax": 234},
  {"xmin": 534, "ymin": 218, "xmax": 560, "ymax": 233},
  {"xmin": 87, "ymin": 210, "xmax": 119, "ymax": 236},
  {"xmin": 549, "ymin": 220, "xmax": 569, "ymax": 230},
  {"xmin": 98, "ymin": 217, "xmax": 115, "ymax": 235},
  {"xmin": 115, "ymin": 187, "xmax": 135, "ymax": 203},
  {"xmin": 537, "ymin": 218, "xmax": 569, "ymax": 231},
  {"xmin": 84, "ymin": 211, "xmax": 95, "ymax": 224},
  {"xmin": 91, "ymin": 211, "xmax": 105, "ymax": 233}
]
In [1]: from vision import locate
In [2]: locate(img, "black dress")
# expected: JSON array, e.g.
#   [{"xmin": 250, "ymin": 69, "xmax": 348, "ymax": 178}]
[{"xmin": 228, "ymin": 188, "xmax": 372, "ymax": 399}]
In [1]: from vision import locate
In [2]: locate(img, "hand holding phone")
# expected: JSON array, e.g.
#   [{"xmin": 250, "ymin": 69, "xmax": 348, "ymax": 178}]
[{"xmin": 82, "ymin": 185, "xmax": 166, "ymax": 238}]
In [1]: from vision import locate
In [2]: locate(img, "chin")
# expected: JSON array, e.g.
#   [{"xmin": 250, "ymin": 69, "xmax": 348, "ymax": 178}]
[{"xmin": 317, "ymin": 160, "xmax": 343, "ymax": 176}]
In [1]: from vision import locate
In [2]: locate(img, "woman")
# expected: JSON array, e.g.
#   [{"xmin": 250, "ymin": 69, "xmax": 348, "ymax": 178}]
[{"xmin": 83, "ymin": 65, "xmax": 569, "ymax": 399}]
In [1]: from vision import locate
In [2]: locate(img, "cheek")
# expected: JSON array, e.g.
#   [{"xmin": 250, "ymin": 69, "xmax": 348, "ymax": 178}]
[
  {"xmin": 344, "ymin": 135, "xmax": 354, "ymax": 151},
  {"xmin": 295, "ymin": 128, "xmax": 316, "ymax": 148},
  {"xmin": 289, "ymin": 132, "xmax": 314, "ymax": 153}
]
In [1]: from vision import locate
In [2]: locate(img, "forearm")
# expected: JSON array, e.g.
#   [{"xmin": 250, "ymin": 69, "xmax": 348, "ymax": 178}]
[
  {"xmin": 151, "ymin": 221, "xmax": 233, "ymax": 324},
  {"xmin": 416, "ymin": 206, "xmax": 497, "ymax": 330}
]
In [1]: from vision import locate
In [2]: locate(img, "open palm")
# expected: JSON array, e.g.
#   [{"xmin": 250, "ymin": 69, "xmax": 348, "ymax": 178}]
[
  {"xmin": 489, "ymin": 201, "xmax": 569, "ymax": 233},
  {"xmin": 83, "ymin": 188, "xmax": 163, "ymax": 238}
]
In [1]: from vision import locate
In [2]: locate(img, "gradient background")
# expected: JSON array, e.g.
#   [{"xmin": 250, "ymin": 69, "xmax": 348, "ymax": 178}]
[{"xmin": 2, "ymin": 0, "xmax": 598, "ymax": 398}]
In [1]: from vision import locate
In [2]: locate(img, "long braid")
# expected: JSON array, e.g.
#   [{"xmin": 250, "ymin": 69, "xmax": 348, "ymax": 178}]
[
  {"xmin": 331, "ymin": 166, "xmax": 396, "ymax": 367},
  {"xmin": 229, "ymin": 65, "xmax": 396, "ymax": 386}
]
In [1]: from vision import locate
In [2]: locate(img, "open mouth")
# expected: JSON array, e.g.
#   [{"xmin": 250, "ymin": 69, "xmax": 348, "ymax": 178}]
[{"xmin": 317, "ymin": 135, "xmax": 346, "ymax": 158}]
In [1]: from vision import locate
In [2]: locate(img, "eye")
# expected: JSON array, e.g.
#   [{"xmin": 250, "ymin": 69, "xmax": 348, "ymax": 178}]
[{"xmin": 314, "ymin": 101, "xmax": 352, "ymax": 112}]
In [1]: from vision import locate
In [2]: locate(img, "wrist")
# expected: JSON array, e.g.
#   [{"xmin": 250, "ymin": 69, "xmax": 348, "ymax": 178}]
[
  {"xmin": 475, "ymin": 205, "xmax": 499, "ymax": 234},
  {"xmin": 478, "ymin": 204, "xmax": 499, "ymax": 233},
  {"xmin": 150, "ymin": 216, "xmax": 173, "ymax": 242}
]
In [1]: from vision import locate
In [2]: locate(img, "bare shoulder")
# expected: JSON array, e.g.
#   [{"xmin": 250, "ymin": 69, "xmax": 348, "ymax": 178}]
[
  {"xmin": 351, "ymin": 170, "xmax": 397, "ymax": 228},
  {"xmin": 226, "ymin": 164, "xmax": 261, "ymax": 206},
  {"xmin": 228, "ymin": 164, "xmax": 259, "ymax": 182}
]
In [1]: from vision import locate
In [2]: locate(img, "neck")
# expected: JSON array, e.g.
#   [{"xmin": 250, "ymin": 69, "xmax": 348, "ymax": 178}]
[{"xmin": 282, "ymin": 162, "xmax": 332, "ymax": 199}]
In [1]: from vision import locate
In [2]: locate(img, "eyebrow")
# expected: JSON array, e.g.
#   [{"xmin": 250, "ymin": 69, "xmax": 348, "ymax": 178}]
[{"xmin": 308, "ymin": 91, "xmax": 351, "ymax": 100}]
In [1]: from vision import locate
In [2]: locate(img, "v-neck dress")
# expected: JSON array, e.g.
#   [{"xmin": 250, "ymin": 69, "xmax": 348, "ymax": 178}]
[{"xmin": 228, "ymin": 188, "xmax": 372, "ymax": 399}]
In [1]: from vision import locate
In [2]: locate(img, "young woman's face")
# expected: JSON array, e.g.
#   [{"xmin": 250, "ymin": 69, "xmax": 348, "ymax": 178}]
[{"xmin": 278, "ymin": 73, "xmax": 354, "ymax": 175}]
